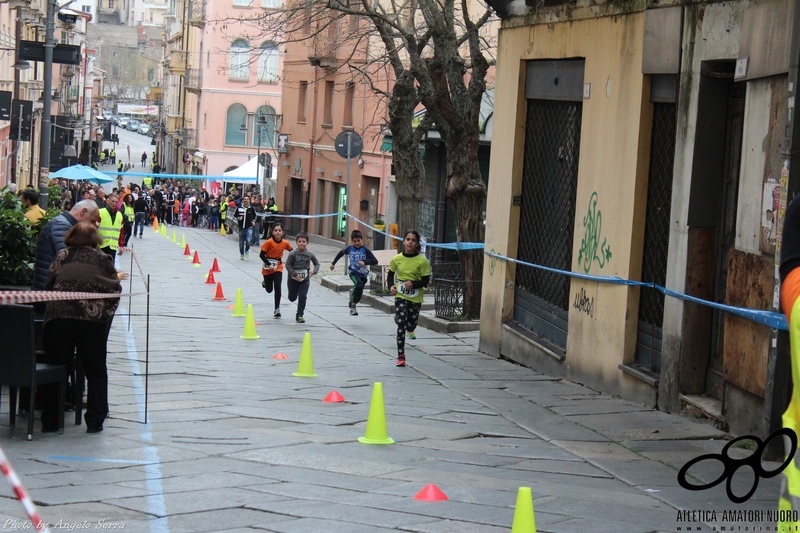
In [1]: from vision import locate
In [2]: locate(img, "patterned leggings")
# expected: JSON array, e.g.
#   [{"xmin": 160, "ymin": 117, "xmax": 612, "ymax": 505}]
[{"xmin": 395, "ymin": 298, "xmax": 421, "ymax": 357}]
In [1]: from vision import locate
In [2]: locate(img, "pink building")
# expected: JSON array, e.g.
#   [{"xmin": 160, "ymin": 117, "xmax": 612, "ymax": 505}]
[{"xmin": 174, "ymin": 0, "xmax": 283, "ymax": 189}]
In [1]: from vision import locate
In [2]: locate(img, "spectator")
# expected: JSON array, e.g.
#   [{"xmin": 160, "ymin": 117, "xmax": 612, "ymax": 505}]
[
  {"xmin": 32, "ymin": 200, "xmax": 100, "ymax": 289},
  {"xmin": 21, "ymin": 189, "xmax": 46, "ymax": 223}
]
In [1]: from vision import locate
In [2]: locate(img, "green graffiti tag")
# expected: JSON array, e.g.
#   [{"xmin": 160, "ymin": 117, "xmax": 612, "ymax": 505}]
[
  {"xmin": 577, "ymin": 191, "xmax": 612, "ymax": 274},
  {"xmin": 489, "ymin": 249, "xmax": 496, "ymax": 276}
]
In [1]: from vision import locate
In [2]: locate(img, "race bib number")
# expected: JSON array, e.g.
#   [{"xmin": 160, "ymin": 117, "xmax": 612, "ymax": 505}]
[
  {"xmin": 296, "ymin": 269, "xmax": 308, "ymax": 280},
  {"xmin": 264, "ymin": 258, "xmax": 279, "ymax": 269},
  {"xmin": 397, "ymin": 281, "xmax": 418, "ymax": 298}
]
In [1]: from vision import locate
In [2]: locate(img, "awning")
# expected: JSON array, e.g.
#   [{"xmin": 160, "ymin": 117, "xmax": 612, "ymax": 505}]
[{"xmin": 380, "ymin": 137, "xmax": 393, "ymax": 152}]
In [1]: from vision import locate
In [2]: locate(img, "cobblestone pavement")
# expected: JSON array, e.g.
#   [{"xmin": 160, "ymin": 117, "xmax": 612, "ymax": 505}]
[{"xmin": 0, "ymin": 225, "xmax": 782, "ymax": 532}]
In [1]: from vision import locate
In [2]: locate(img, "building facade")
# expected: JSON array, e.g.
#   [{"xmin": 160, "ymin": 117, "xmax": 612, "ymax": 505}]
[{"xmin": 480, "ymin": 0, "xmax": 793, "ymax": 436}]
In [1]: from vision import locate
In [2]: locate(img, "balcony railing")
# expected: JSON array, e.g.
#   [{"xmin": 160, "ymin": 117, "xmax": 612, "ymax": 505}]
[
  {"xmin": 185, "ymin": 68, "xmax": 202, "ymax": 93},
  {"xmin": 182, "ymin": 128, "xmax": 197, "ymax": 149},
  {"xmin": 168, "ymin": 50, "xmax": 187, "ymax": 75},
  {"xmin": 188, "ymin": 0, "xmax": 205, "ymax": 26}
]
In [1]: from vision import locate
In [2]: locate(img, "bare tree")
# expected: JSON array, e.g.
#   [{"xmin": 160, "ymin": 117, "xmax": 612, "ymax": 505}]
[{"xmin": 220, "ymin": 0, "xmax": 495, "ymax": 314}]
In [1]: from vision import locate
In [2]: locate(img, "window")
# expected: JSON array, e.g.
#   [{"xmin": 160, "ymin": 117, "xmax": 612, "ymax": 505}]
[
  {"xmin": 343, "ymin": 82, "xmax": 354, "ymax": 127},
  {"xmin": 147, "ymin": 68, "xmax": 154, "ymax": 82},
  {"xmin": 229, "ymin": 39, "xmax": 249, "ymax": 80},
  {"xmin": 261, "ymin": 0, "xmax": 280, "ymax": 6},
  {"xmin": 108, "ymin": 0, "xmax": 114, "ymax": 9},
  {"xmin": 254, "ymin": 105, "xmax": 276, "ymax": 148},
  {"xmin": 225, "ymin": 104, "xmax": 247, "ymax": 145},
  {"xmin": 323, "ymin": 81, "xmax": 334, "ymax": 126},
  {"xmin": 297, "ymin": 81, "xmax": 307, "ymax": 123},
  {"xmin": 258, "ymin": 42, "xmax": 278, "ymax": 83},
  {"xmin": 82, "ymin": 4, "xmax": 90, "ymax": 11},
  {"xmin": 112, "ymin": 66, "xmax": 119, "ymax": 76},
  {"xmin": 232, "ymin": 0, "xmax": 252, "ymax": 6}
]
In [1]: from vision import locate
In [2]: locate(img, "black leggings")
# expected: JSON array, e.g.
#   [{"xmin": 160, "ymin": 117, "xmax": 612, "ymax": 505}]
[
  {"xmin": 395, "ymin": 298, "xmax": 421, "ymax": 357},
  {"xmin": 287, "ymin": 278, "xmax": 310, "ymax": 317},
  {"xmin": 263, "ymin": 271, "xmax": 283, "ymax": 309}
]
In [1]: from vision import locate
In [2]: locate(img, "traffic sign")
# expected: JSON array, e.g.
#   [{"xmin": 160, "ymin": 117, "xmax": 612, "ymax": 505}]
[{"xmin": 335, "ymin": 131, "xmax": 362, "ymax": 159}]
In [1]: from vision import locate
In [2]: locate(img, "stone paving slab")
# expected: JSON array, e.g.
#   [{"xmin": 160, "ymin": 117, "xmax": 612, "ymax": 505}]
[{"xmin": 0, "ymin": 228, "xmax": 780, "ymax": 533}]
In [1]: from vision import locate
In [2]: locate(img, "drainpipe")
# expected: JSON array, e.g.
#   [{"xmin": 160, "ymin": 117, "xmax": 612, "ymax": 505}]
[
  {"xmin": 764, "ymin": 1, "xmax": 800, "ymax": 458},
  {"xmin": 307, "ymin": 64, "xmax": 319, "ymax": 235}
]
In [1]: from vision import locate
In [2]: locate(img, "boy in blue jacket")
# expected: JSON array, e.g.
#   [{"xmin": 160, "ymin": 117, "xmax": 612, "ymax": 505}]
[{"xmin": 330, "ymin": 230, "xmax": 378, "ymax": 315}]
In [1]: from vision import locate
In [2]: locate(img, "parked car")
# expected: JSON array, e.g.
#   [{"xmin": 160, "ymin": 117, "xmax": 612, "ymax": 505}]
[
  {"xmin": 127, "ymin": 120, "xmax": 140, "ymax": 131},
  {"xmin": 137, "ymin": 124, "xmax": 150, "ymax": 135},
  {"xmin": 118, "ymin": 117, "xmax": 130, "ymax": 128},
  {"xmin": 102, "ymin": 110, "xmax": 112, "ymax": 120},
  {"xmin": 147, "ymin": 126, "xmax": 158, "ymax": 138}
]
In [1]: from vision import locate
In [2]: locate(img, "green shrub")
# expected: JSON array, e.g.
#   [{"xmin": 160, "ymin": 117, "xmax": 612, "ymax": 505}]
[
  {"xmin": 47, "ymin": 185, "xmax": 63, "ymax": 209},
  {"xmin": 0, "ymin": 188, "xmax": 35, "ymax": 287}
]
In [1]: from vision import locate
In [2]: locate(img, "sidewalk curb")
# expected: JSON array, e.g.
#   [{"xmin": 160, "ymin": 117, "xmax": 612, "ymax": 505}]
[{"xmin": 319, "ymin": 275, "xmax": 480, "ymax": 334}]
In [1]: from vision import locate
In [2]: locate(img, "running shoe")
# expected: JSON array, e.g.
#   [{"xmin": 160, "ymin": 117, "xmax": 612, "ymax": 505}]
[
  {"xmin": 296, "ymin": 316, "xmax": 305, "ymax": 323},
  {"xmin": 396, "ymin": 355, "xmax": 406, "ymax": 367},
  {"xmin": 240, "ymin": 255, "xmax": 244, "ymax": 260},
  {"xmin": 274, "ymin": 308, "xmax": 281, "ymax": 318},
  {"xmin": 407, "ymin": 332, "xmax": 416, "ymax": 340},
  {"xmin": 350, "ymin": 305, "xmax": 358, "ymax": 316},
  {"xmin": 245, "ymin": 252, "xmax": 250, "ymax": 258}
]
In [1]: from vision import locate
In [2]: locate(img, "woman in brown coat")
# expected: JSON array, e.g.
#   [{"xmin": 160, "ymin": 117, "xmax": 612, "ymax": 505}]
[{"xmin": 40, "ymin": 222, "xmax": 122, "ymax": 433}]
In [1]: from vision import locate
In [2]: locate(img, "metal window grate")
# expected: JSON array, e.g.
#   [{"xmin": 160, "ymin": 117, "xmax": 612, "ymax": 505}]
[
  {"xmin": 516, "ymin": 99, "xmax": 582, "ymax": 312},
  {"xmin": 638, "ymin": 102, "xmax": 677, "ymax": 329}
]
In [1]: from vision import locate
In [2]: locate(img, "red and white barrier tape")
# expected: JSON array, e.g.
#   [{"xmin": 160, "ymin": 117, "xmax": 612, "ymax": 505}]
[
  {"xmin": 0, "ymin": 291, "xmax": 145, "ymax": 305},
  {"xmin": 0, "ymin": 446, "xmax": 50, "ymax": 532}
]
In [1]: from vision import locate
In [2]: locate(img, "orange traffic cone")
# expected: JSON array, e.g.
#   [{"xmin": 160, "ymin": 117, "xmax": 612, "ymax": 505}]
[
  {"xmin": 323, "ymin": 391, "xmax": 345, "ymax": 403},
  {"xmin": 272, "ymin": 353, "xmax": 289, "ymax": 360},
  {"xmin": 192, "ymin": 251, "xmax": 201, "ymax": 267},
  {"xmin": 414, "ymin": 484, "xmax": 448, "ymax": 501},
  {"xmin": 205, "ymin": 270, "xmax": 216, "ymax": 284},
  {"xmin": 152, "ymin": 218, "xmax": 159, "ymax": 232},
  {"xmin": 211, "ymin": 258, "xmax": 221, "ymax": 273},
  {"xmin": 212, "ymin": 282, "xmax": 227, "ymax": 301},
  {"xmin": 183, "ymin": 244, "xmax": 191, "ymax": 256}
]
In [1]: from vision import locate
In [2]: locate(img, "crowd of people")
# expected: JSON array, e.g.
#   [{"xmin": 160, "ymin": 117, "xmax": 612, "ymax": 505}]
[{"xmin": 4, "ymin": 172, "xmax": 430, "ymax": 436}]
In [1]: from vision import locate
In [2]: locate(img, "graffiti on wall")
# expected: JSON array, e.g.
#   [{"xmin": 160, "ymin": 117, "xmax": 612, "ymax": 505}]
[
  {"xmin": 573, "ymin": 287, "xmax": 595, "ymax": 318},
  {"xmin": 577, "ymin": 191, "xmax": 612, "ymax": 274}
]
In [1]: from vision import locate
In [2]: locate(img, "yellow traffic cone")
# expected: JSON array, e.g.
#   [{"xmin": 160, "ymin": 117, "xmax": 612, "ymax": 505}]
[
  {"xmin": 511, "ymin": 487, "xmax": 536, "ymax": 533},
  {"xmin": 161, "ymin": 223, "xmax": 167, "ymax": 237},
  {"xmin": 230, "ymin": 288, "xmax": 245, "ymax": 317},
  {"xmin": 292, "ymin": 332, "xmax": 318, "ymax": 377},
  {"xmin": 220, "ymin": 224, "xmax": 227, "ymax": 236},
  {"xmin": 171, "ymin": 229, "xmax": 177, "ymax": 243},
  {"xmin": 179, "ymin": 234, "xmax": 186, "ymax": 248},
  {"xmin": 240, "ymin": 304, "xmax": 260, "ymax": 340},
  {"xmin": 358, "ymin": 382, "xmax": 394, "ymax": 444}
]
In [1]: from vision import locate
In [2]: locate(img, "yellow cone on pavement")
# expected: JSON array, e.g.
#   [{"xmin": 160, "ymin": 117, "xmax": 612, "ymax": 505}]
[
  {"xmin": 358, "ymin": 382, "xmax": 394, "ymax": 445},
  {"xmin": 292, "ymin": 332, "xmax": 318, "ymax": 377},
  {"xmin": 179, "ymin": 234, "xmax": 186, "ymax": 247},
  {"xmin": 230, "ymin": 288, "xmax": 245, "ymax": 317},
  {"xmin": 240, "ymin": 304, "xmax": 260, "ymax": 340},
  {"xmin": 220, "ymin": 224, "xmax": 227, "ymax": 236},
  {"xmin": 511, "ymin": 487, "xmax": 536, "ymax": 533},
  {"xmin": 161, "ymin": 223, "xmax": 167, "ymax": 237},
  {"xmin": 171, "ymin": 229, "xmax": 177, "ymax": 243}
]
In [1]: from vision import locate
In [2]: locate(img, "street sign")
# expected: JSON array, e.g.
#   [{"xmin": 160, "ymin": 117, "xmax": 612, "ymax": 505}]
[
  {"xmin": 10, "ymin": 100, "xmax": 33, "ymax": 142},
  {"xmin": 335, "ymin": 131, "xmax": 362, "ymax": 159}
]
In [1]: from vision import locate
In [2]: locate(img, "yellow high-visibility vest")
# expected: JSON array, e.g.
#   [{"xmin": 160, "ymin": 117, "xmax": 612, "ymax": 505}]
[
  {"xmin": 98, "ymin": 208, "xmax": 123, "ymax": 250},
  {"xmin": 780, "ymin": 298, "xmax": 800, "ymax": 530}
]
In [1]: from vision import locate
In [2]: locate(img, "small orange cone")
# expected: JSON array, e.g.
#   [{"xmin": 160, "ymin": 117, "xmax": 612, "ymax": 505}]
[
  {"xmin": 183, "ymin": 244, "xmax": 191, "ymax": 256},
  {"xmin": 192, "ymin": 251, "xmax": 201, "ymax": 267},
  {"xmin": 212, "ymin": 282, "xmax": 227, "ymax": 301},
  {"xmin": 152, "ymin": 218, "xmax": 158, "ymax": 232},
  {"xmin": 323, "ymin": 391, "xmax": 345, "ymax": 403},
  {"xmin": 273, "ymin": 353, "xmax": 289, "ymax": 360},
  {"xmin": 414, "ymin": 484, "xmax": 448, "ymax": 501},
  {"xmin": 205, "ymin": 270, "xmax": 216, "ymax": 284},
  {"xmin": 211, "ymin": 258, "xmax": 221, "ymax": 273}
]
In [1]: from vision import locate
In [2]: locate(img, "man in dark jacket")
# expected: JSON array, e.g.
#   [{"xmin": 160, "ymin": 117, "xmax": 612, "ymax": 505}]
[{"xmin": 32, "ymin": 200, "xmax": 100, "ymax": 290}]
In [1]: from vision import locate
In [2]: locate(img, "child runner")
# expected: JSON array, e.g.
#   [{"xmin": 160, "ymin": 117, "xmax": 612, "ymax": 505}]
[
  {"xmin": 387, "ymin": 230, "xmax": 431, "ymax": 367},
  {"xmin": 259, "ymin": 222, "xmax": 292, "ymax": 317},
  {"xmin": 285, "ymin": 232, "xmax": 320, "ymax": 323},
  {"xmin": 329, "ymin": 230, "xmax": 378, "ymax": 316}
]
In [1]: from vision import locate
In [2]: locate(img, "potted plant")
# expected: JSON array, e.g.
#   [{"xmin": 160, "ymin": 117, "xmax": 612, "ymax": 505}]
[
  {"xmin": 0, "ymin": 188, "xmax": 35, "ymax": 288},
  {"xmin": 373, "ymin": 218, "xmax": 385, "ymax": 231}
]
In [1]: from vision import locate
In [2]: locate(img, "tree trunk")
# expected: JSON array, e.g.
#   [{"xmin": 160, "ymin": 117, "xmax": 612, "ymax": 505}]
[{"xmin": 388, "ymin": 71, "xmax": 426, "ymax": 236}]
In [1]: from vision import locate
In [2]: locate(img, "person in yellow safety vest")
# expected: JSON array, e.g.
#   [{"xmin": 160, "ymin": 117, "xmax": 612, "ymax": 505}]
[
  {"xmin": 99, "ymin": 151, "xmax": 106, "ymax": 164},
  {"xmin": 98, "ymin": 193, "xmax": 123, "ymax": 262},
  {"xmin": 143, "ymin": 176, "xmax": 152, "ymax": 190},
  {"xmin": 219, "ymin": 196, "xmax": 228, "ymax": 232},
  {"xmin": 779, "ymin": 195, "xmax": 800, "ymax": 531}
]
